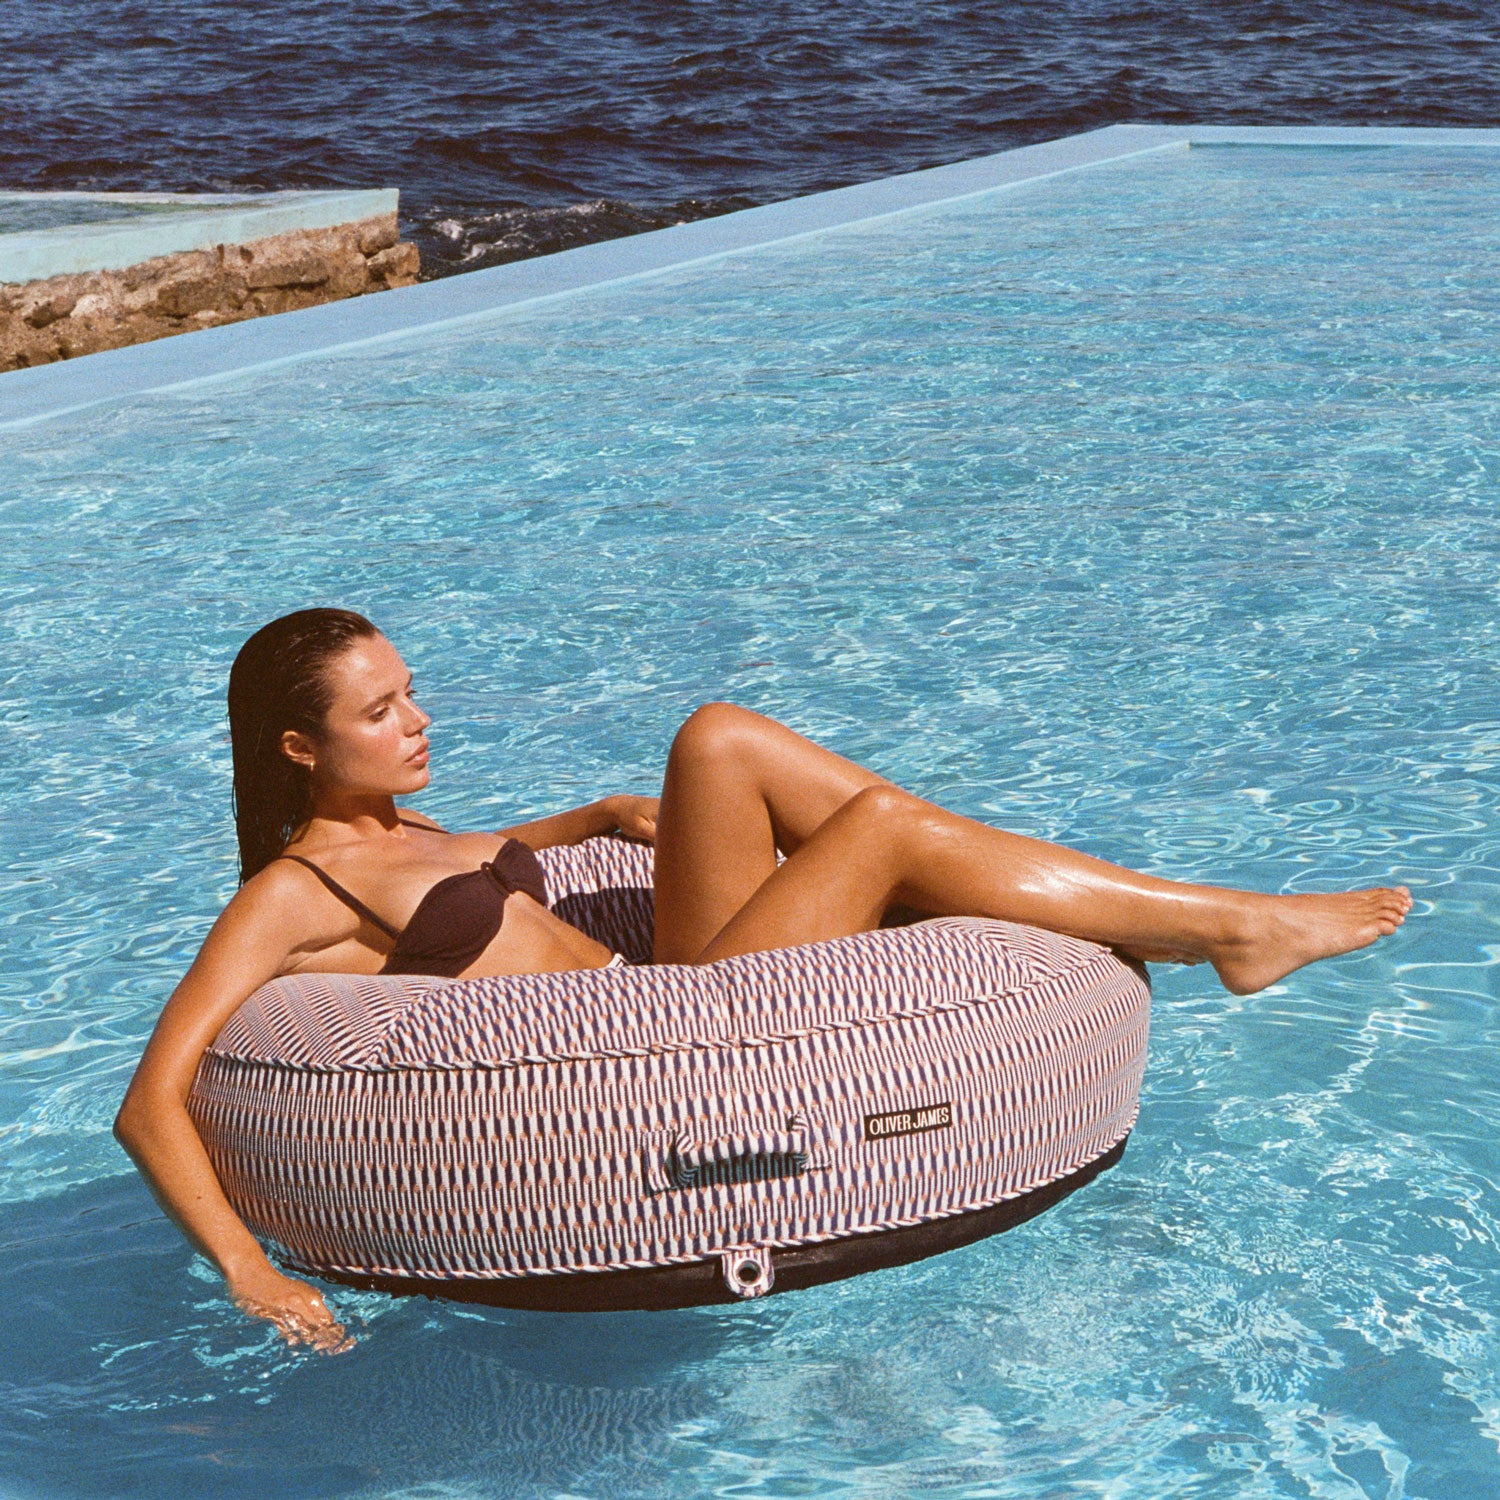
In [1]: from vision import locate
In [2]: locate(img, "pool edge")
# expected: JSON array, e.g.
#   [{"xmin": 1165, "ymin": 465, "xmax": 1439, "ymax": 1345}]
[{"xmin": 4, "ymin": 123, "xmax": 1499, "ymax": 432}]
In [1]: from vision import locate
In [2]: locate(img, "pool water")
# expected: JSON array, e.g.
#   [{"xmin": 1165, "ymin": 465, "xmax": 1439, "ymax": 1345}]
[{"xmin": 1, "ymin": 144, "xmax": 1497, "ymax": 1497}]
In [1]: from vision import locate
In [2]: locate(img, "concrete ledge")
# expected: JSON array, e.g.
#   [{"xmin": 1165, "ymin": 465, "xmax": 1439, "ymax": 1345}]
[
  {"xmin": 4, "ymin": 124, "xmax": 1499, "ymax": 431},
  {"xmin": 1176, "ymin": 125, "xmax": 1500, "ymax": 148},
  {"xmin": 0, "ymin": 189, "xmax": 398, "ymax": 283}
]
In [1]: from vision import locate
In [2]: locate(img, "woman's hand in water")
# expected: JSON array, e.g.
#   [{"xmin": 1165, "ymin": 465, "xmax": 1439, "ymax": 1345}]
[
  {"xmin": 228, "ymin": 1261, "xmax": 355, "ymax": 1354},
  {"xmin": 604, "ymin": 794, "xmax": 659, "ymax": 843}
]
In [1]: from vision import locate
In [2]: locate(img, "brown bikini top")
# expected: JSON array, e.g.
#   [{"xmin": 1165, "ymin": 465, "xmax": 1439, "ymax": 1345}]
[{"xmin": 277, "ymin": 818, "xmax": 548, "ymax": 978}]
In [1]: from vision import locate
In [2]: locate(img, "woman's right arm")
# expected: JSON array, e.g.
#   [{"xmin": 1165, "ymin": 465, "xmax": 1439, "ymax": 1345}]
[{"xmin": 113, "ymin": 867, "xmax": 354, "ymax": 1354}]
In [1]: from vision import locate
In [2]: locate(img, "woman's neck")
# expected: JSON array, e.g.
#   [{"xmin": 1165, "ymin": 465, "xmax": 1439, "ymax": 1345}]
[{"xmin": 300, "ymin": 792, "xmax": 409, "ymax": 843}]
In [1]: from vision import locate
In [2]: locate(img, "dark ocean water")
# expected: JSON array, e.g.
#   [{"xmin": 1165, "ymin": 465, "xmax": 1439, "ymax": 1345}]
[{"xmin": 3, "ymin": 0, "xmax": 1497, "ymax": 278}]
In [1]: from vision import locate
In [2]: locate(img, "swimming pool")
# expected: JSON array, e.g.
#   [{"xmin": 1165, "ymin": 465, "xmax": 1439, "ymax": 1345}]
[{"xmin": 2, "ymin": 130, "xmax": 1497, "ymax": 1498}]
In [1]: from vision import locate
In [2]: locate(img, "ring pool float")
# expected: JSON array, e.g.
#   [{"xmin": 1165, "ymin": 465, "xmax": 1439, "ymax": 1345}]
[{"xmin": 189, "ymin": 835, "xmax": 1150, "ymax": 1309}]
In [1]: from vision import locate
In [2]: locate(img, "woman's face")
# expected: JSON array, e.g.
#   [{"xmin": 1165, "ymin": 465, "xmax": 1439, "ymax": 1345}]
[{"xmin": 283, "ymin": 633, "xmax": 432, "ymax": 797}]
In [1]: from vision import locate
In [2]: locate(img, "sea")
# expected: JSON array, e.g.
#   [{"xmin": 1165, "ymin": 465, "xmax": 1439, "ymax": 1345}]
[{"xmin": 2, "ymin": 0, "xmax": 1498, "ymax": 279}]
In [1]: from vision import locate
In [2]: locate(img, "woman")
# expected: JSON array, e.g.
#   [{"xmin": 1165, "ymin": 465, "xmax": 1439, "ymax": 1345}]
[{"xmin": 115, "ymin": 608, "xmax": 1411, "ymax": 1354}]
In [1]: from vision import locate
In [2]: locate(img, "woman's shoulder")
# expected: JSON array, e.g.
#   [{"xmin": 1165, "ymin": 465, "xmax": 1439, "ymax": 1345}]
[
  {"xmin": 226, "ymin": 856, "xmax": 340, "ymax": 934},
  {"xmin": 208, "ymin": 857, "xmax": 376, "ymax": 979}
]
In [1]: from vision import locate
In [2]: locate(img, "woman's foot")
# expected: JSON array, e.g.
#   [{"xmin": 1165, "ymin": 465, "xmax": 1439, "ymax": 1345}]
[{"xmin": 1208, "ymin": 886, "xmax": 1412, "ymax": 995}]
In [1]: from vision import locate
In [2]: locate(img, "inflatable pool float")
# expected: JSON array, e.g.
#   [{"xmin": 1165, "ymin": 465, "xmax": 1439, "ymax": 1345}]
[{"xmin": 189, "ymin": 835, "xmax": 1150, "ymax": 1309}]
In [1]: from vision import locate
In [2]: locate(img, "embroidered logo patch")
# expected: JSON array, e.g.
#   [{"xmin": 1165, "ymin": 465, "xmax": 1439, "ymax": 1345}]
[{"xmin": 863, "ymin": 1101, "xmax": 953, "ymax": 1142}]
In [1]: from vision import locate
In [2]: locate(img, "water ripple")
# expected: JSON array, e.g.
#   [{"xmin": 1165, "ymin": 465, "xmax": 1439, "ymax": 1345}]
[{"xmin": 0, "ymin": 144, "xmax": 1497, "ymax": 1497}]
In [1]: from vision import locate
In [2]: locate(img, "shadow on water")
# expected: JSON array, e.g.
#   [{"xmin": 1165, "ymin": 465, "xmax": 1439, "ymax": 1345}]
[{"xmin": 0, "ymin": 1174, "xmax": 756, "ymax": 1500}]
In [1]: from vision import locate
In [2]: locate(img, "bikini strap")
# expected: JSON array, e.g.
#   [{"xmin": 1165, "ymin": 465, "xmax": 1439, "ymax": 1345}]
[{"xmin": 277, "ymin": 855, "xmax": 400, "ymax": 938}]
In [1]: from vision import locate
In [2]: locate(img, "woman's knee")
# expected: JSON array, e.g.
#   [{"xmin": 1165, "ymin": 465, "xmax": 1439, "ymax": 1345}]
[
  {"xmin": 840, "ymin": 782, "xmax": 921, "ymax": 830},
  {"xmin": 846, "ymin": 780, "xmax": 912, "ymax": 816},
  {"xmin": 833, "ymin": 786, "xmax": 939, "ymax": 900},
  {"xmin": 668, "ymin": 701, "xmax": 765, "ymax": 767}
]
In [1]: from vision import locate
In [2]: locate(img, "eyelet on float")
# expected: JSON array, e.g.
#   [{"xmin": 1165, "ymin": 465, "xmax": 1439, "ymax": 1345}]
[{"xmin": 719, "ymin": 1246, "xmax": 775, "ymax": 1299}]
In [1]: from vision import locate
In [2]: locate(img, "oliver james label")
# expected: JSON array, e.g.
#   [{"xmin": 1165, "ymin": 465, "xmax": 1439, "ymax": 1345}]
[{"xmin": 863, "ymin": 1101, "xmax": 954, "ymax": 1142}]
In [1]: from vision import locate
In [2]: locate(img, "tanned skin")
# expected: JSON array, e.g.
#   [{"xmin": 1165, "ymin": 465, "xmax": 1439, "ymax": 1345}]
[{"xmin": 116, "ymin": 633, "xmax": 1411, "ymax": 1353}]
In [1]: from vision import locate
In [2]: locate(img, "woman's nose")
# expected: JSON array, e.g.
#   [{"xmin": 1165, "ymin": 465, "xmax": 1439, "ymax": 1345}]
[{"xmin": 404, "ymin": 701, "xmax": 431, "ymax": 733}]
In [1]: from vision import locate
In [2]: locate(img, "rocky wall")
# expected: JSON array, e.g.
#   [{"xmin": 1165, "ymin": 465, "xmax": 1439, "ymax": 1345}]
[{"xmin": 1, "ymin": 213, "xmax": 419, "ymax": 371}]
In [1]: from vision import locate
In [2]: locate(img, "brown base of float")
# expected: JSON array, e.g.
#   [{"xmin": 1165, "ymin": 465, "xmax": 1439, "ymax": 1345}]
[{"xmin": 312, "ymin": 1135, "xmax": 1129, "ymax": 1313}]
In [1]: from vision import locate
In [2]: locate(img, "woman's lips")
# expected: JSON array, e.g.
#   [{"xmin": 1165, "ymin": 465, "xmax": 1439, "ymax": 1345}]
[{"xmin": 407, "ymin": 742, "xmax": 430, "ymax": 765}]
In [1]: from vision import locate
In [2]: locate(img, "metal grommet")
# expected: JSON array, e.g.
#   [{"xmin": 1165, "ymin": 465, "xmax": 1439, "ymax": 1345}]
[{"xmin": 718, "ymin": 1246, "xmax": 775, "ymax": 1299}]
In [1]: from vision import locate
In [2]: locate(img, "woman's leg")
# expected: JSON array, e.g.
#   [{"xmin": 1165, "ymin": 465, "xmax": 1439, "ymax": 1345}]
[
  {"xmin": 651, "ymin": 702, "xmax": 896, "ymax": 963},
  {"xmin": 692, "ymin": 783, "xmax": 1410, "ymax": 995},
  {"xmin": 652, "ymin": 704, "xmax": 1411, "ymax": 994}
]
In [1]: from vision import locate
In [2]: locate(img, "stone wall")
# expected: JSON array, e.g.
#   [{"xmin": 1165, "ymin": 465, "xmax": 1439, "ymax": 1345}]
[{"xmin": 0, "ymin": 213, "xmax": 419, "ymax": 372}]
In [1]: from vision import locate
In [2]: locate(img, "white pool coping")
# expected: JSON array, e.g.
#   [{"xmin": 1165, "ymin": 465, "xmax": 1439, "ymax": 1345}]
[
  {"xmin": 0, "ymin": 188, "xmax": 398, "ymax": 284},
  {"xmin": 3, "ymin": 124, "xmax": 1498, "ymax": 432}
]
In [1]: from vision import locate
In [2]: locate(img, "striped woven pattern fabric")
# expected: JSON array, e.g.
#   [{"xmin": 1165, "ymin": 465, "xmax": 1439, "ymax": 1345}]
[
  {"xmin": 189, "ymin": 835, "xmax": 1150, "ymax": 1285},
  {"xmin": 535, "ymin": 835, "xmax": 656, "ymax": 963},
  {"xmin": 207, "ymin": 972, "xmax": 441, "ymax": 1068}
]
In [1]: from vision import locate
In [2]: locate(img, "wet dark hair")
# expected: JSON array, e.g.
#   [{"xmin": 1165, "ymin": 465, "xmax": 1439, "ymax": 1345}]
[{"xmin": 227, "ymin": 608, "xmax": 381, "ymax": 883}]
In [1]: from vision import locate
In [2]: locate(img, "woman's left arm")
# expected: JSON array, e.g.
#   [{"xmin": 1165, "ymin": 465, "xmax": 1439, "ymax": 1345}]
[{"xmin": 498, "ymin": 794, "xmax": 658, "ymax": 849}]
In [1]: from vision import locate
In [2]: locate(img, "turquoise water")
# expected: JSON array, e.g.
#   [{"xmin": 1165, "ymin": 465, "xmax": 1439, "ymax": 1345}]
[{"xmin": 2, "ymin": 144, "xmax": 1498, "ymax": 1497}]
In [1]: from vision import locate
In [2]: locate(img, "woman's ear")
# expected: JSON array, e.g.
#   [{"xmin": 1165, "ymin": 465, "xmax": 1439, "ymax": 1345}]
[{"xmin": 280, "ymin": 728, "xmax": 317, "ymax": 771}]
